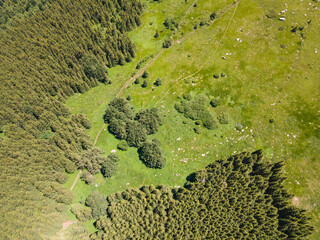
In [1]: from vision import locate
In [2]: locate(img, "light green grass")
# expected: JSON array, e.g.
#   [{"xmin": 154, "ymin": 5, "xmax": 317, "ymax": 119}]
[{"xmin": 66, "ymin": 0, "xmax": 320, "ymax": 238}]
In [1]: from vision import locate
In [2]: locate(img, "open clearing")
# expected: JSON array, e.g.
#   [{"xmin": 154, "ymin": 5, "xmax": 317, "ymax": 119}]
[{"xmin": 66, "ymin": 0, "xmax": 320, "ymax": 237}]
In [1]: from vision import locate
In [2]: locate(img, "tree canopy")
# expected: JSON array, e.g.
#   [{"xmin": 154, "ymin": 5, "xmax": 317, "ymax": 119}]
[{"xmin": 91, "ymin": 151, "xmax": 314, "ymax": 239}]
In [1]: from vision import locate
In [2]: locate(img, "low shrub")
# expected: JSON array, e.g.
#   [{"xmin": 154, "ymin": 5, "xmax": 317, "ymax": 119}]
[
  {"xmin": 210, "ymin": 97, "xmax": 222, "ymax": 107},
  {"xmin": 218, "ymin": 113, "xmax": 229, "ymax": 124},
  {"xmin": 117, "ymin": 140, "xmax": 129, "ymax": 151}
]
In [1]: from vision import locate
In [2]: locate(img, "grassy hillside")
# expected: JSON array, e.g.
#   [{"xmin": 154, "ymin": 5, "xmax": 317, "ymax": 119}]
[{"xmin": 66, "ymin": 0, "xmax": 319, "ymax": 238}]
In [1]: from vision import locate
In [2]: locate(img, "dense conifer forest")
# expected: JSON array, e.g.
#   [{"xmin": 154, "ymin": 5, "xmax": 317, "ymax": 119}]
[
  {"xmin": 0, "ymin": 0, "xmax": 142, "ymax": 238},
  {"xmin": 90, "ymin": 151, "xmax": 313, "ymax": 239}
]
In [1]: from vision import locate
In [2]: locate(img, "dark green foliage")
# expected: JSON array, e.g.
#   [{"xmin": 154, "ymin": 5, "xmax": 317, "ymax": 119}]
[
  {"xmin": 104, "ymin": 98, "xmax": 135, "ymax": 123},
  {"xmin": 117, "ymin": 140, "xmax": 129, "ymax": 151},
  {"xmin": 77, "ymin": 147, "xmax": 107, "ymax": 175},
  {"xmin": 213, "ymin": 73, "xmax": 220, "ymax": 78},
  {"xmin": 108, "ymin": 118, "xmax": 127, "ymax": 140},
  {"xmin": 134, "ymin": 108, "xmax": 162, "ymax": 135},
  {"xmin": 85, "ymin": 191, "xmax": 107, "ymax": 219},
  {"xmin": 104, "ymin": 98, "xmax": 163, "ymax": 149},
  {"xmin": 125, "ymin": 121, "xmax": 147, "ymax": 147},
  {"xmin": 138, "ymin": 139, "xmax": 166, "ymax": 169},
  {"xmin": 80, "ymin": 171, "xmax": 96, "ymax": 185},
  {"xmin": 162, "ymin": 38, "xmax": 172, "ymax": 48},
  {"xmin": 134, "ymin": 78, "xmax": 140, "ymax": 84},
  {"xmin": 142, "ymin": 70, "xmax": 149, "ymax": 78},
  {"xmin": 141, "ymin": 79, "xmax": 148, "ymax": 88},
  {"xmin": 175, "ymin": 97, "xmax": 218, "ymax": 130},
  {"xmin": 72, "ymin": 114, "xmax": 92, "ymax": 129},
  {"xmin": 210, "ymin": 97, "xmax": 222, "ymax": 107},
  {"xmin": 82, "ymin": 54, "xmax": 108, "ymax": 83},
  {"xmin": 195, "ymin": 120, "xmax": 201, "ymax": 125},
  {"xmin": 71, "ymin": 203, "xmax": 92, "ymax": 222},
  {"xmin": 194, "ymin": 126, "xmax": 201, "ymax": 134},
  {"xmin": 210, "ymin": 11, "xmax": 217, "ymax": 20},
  {"xmin": 154, "ymin": 77, "xmax": 162, "ymax": 86},
  {"xmin": 101, "ymin": 153, "xmax": 120, "ymax": 178},
  {"xmin": 183, "ymin": 92, "xmax": 192, "ymax": 101},
  {"xmin": 217, "ymin": 113, "xmax": 229, "ymax": 124},
  {"xmin": 174, "ymin": 102, "xmax": 185, "ymax": 113},
  {"xmin": 91, "ymin": 151, "xmax": 313, "ymax": 239},
  {"xmin": 164, "ymin": 16, "xmax": 178, "ymax": 30},
  {"xmin": 154, "ymin": 30, "xmax": 160, "ymax": 38}
]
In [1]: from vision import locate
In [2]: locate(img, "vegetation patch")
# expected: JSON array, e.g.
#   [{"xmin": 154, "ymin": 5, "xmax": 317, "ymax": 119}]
[
  {"xmin": 175, "ymin": 95, "xmax": 218, "ymax": 130},
  {"xmin": 104, "ymin": 98, "xmax": 165, "ymax": 168},
  {"xmin": 91, "ymin": 151, "xmax": 314, "ymax": 239}
]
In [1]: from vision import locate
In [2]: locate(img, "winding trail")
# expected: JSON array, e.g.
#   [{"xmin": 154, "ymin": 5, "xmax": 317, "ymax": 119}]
[
  {"xmin": 68, "ymin": 0, "xmax": 241, "ymax": 201},
  {"xmin": 62, "ymin": 0, "xmax": 241, "ymax": 233}
]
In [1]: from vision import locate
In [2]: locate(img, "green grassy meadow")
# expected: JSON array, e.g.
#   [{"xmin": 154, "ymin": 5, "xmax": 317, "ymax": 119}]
[{"xmin": 66, "ymin": 0, "xmax": 320, "ymax": 237}]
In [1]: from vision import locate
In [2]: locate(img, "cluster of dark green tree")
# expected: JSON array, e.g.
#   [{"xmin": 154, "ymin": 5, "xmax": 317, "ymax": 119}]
[
  {"xmin": 77, "ymin": 148, "xmax": 121, "ymax": 180},
  {"xmin": 72, "ymin": 190, "xmax": 108, "ymax": 223},
  {"xmin": 104, "ymin": 98, "xmax": 166, "ymax": 168},
  {"xmin": 90, "ymin": 150, "xmax": 313, "ymax": 239},
  {"xmin": 175, "ymin": 94, "xmax": 218, "ymax": 130},
  {"xmin": 0, "ymin": 0, "xmax": 142, "ymax": 238}
]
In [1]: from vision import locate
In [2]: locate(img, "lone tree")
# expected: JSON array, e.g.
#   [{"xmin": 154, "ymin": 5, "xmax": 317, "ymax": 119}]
[
  {"xmin": 163, "ymin": 39, "xmax": 172, "ymax": 48},
  {"xmin": 210, "ymin": 97, "xmax": 221, "ymax": 108},
  {"xmin": 142, "ymin": 70, "xmax": 149, "ymax": 78},
  {"xmin": 138, "ymin": 139, "xmax": 166, "ymax": 169},
  {"xmin": 154, "ymin": 30, "xmax": 160, "ymax": 38},
  {"xmin": 154, "ymin": 77, "xmax": 162, "ymax": 86},
  {"xmin": 117, "ymin": 140, "xmax": 129, "ymax": 151},
  {"xmin": 210, "ymin": 12, "xmax": 217, "ymax": 20},
  {"xmin": 142, "ymin": 80, "xmax": 148, "ymax": 88}
]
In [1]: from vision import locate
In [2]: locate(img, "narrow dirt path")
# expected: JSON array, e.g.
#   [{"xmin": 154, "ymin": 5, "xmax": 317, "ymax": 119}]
[
  {"xmin": 61, "ymin": 0, "xmax": 241, "ymax": 233},
  {"xmin": 70, "ymin": 169, "xmax": 82, "ymax": 191},
  {"xmin": 116, "ymin": 0, "xmax": 240, "ymax": 99},
  {"xmin": 154, "ymin": 0, "xmax": 241, "ymax": 106},
  {"xmin": 154, "ymin": 67, "xmax": 203, "ymax": 106}
]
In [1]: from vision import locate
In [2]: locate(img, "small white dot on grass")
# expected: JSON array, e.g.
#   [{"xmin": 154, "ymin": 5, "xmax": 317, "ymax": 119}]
[{"xmin": 111, "ymin": 149, "xmax": 116, "ymax": 153}]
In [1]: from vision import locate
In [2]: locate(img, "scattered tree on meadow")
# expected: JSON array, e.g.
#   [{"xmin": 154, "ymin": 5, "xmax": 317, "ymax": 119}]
[
  {"xmin": 101, "ymin": 153, "xmax": 120, "ymax": 178},
  {"xmin": 154, "ymin": 77, "xmax": 162, "ymax": 86},
  {"xmin": 138, "ymin": 139, "xmax": 166, "ymax": 169}
]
